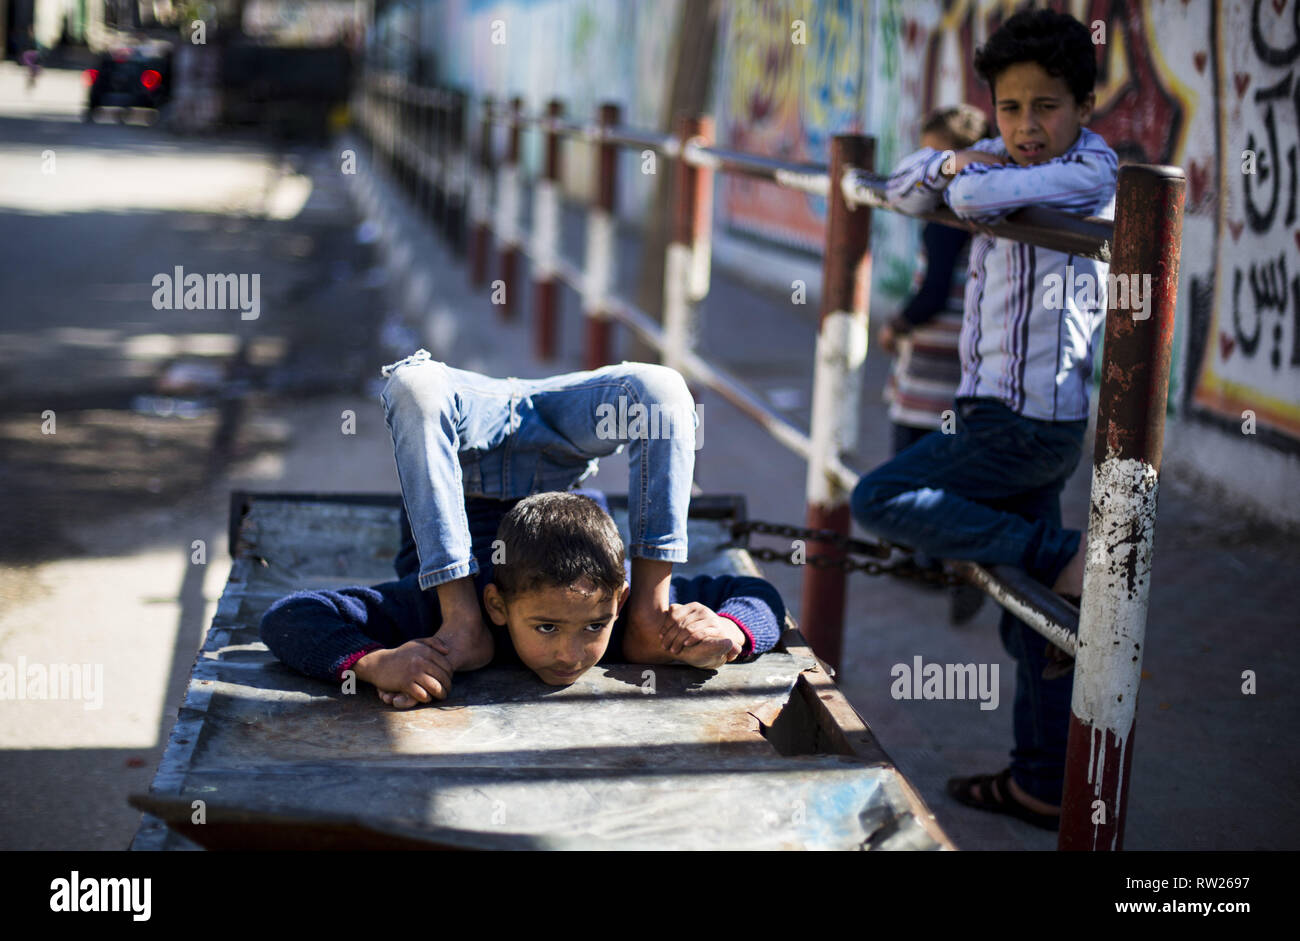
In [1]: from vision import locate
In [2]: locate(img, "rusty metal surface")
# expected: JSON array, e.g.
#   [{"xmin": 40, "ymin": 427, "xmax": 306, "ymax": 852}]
[
  {"xmin": 131, "ymin": 495, "xmax": 948, "ymax": 851},
  {"xmin": 1060, "ymin": 165, "xmax": 1185, "ymax": 851}
]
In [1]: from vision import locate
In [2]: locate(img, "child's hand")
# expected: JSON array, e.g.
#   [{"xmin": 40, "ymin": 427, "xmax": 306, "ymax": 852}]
[
  {"xmin": 659, "ymin": 602, "xmax": 746, "ymax": 669},
  {"xmin": 354, "ymin": 638, "xmax": 455, "ymax": 708}
]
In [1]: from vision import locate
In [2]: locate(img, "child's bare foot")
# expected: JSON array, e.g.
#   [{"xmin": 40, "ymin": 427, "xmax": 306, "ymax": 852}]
[
  {"xmin": 434, "ymin": 615, "xmax": 495, "ymax": 672},
  {"xmin": 1052, "ymin": 532, "xmax": 1087, "ymax": 597},
  {"xmin": 623, "ymin": 605, "xmax": 672, "ymax": 663}
]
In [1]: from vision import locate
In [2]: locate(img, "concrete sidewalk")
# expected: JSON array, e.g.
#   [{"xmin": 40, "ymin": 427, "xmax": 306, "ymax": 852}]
[{"xmin": 343, "ymin": 132, "xmax": 1300, "ymax": 851}]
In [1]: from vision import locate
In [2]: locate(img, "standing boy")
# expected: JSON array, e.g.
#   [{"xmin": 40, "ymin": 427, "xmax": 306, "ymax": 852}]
[{"xmin": 851, "ymin": 9, "xmax": 1119, "ymax": 830}]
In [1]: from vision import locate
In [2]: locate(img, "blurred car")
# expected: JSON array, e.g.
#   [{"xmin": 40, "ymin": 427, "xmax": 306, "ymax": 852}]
[{"xmin": 84, "ymin": 43, "xmax": 173, "ymax": 120}]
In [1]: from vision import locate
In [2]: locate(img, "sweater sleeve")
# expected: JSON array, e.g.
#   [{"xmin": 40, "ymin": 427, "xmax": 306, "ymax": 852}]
[
  {"xmin": 259, "ymin": 575, "xmax": 436, "ymax": 683},
  {"xmin": 669, "ymin": 574, "xmax": 787, "ymax": 660},
  {"xmin": 898, "ymin": 223, "xmax": 970, "ymax": 328}
]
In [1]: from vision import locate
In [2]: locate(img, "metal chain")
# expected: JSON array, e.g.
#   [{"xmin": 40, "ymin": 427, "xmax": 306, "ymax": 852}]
[
  {"xmin": 727, "ymin": 520, "xmax": 966, "ymax": 587},
  {"xmin": 729, "ymin": 519, "xmax": 896, "ymax": 558}
]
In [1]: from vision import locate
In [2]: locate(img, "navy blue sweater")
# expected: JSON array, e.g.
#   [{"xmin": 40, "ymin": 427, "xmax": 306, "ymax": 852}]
[{"xmin": 260, "ymin": 492, "xmax": 787, "ymax": 682}]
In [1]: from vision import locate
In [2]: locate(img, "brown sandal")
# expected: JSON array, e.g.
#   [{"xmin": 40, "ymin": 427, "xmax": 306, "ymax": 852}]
[{"xmin": 947, "ymin": 767, "xmax": 1061, "ymax": 831}]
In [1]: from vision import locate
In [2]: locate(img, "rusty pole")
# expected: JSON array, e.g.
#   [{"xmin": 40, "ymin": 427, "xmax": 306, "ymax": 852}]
[
  {"xmin": 532, "ymin": 99, "xmax": 564, "ymax": 360},
  {"xmin": 662, "ymin": 114, "xmax": 714, "ymax": 384},
  {"xmin": 1058, "ymin": 165, "xmax": 1185, "ymax": 851},
  {"xmin": 801, "ymin": 135, "xmax": 873, "ymax": 672},
  {"xmin": 584, "ymin": 102, "xmax": 620, "ymax": 371},
  {"xmin": 469, "ymin": 95, "xmax": 493, "ymax": 287},
  {"xmin": 497, "ymin": 95, "xmax": 524, "ymax": 319}
]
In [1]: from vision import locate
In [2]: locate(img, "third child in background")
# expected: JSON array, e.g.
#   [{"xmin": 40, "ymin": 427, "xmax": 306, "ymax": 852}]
[{"xmin": 879, "ymin": 105, "xmax": 989, "ymax": 622}]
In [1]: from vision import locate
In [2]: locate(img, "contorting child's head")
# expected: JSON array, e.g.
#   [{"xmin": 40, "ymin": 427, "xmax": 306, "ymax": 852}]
[
  {"xmin": 973, "ymin": 9, "xmax": 1097, "ymax": 166},
  {"xmin": 482, "ymin": 492, "xmax": 629, "ymax": 686},
  {"xmin": 919, "ymin": 104, "xmax": 990, "ymax": 158}
]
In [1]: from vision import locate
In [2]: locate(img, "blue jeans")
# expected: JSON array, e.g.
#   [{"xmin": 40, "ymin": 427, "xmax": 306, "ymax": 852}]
[
  {"xmin": 851, "ymin": 396, "xmax": 1087, "ymax": 804},
  {"xmin": 379, "ymin": 351, "xmax": 697, "ymax": 592}
]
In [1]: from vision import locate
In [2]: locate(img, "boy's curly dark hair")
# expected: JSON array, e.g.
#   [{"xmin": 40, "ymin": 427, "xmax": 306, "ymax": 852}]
[
  {"xmin": 492, "ymin": 492, "xmax": 625, "ymax": 600},
  {"xmin": 973, "ymin": 9, "xmax": 1097, "ymax": 105}
]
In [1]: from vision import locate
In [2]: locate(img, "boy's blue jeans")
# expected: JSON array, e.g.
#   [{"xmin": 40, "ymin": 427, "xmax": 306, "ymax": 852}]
[
  {"xmin": 379, "ymin": 351, "xmax": 697, "ymax": 592},
  {"xmin": 851, "ymin": 396, "xmax": 1088, "ymax": 805}
]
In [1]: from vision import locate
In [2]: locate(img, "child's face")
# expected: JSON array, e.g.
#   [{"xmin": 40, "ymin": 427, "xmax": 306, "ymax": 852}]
[
  {"xmin": 483, "ymin": 578, "xmax": 629, "ymax": 685},
  {"xmin": 990, "ymin": 61, "xmax": 1094, "ymax": 166}
]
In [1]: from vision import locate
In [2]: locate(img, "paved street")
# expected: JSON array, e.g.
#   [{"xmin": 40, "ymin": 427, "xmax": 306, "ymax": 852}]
[
  {"xmin": 0, "ymin": 60, "xmax": 1295, "ymax": 851},
  {"xmin": 0, "ymin": 61, "xmax": 391, "ymax": 849}
]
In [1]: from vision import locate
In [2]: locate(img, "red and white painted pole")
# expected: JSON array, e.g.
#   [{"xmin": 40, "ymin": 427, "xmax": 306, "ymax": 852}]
[
  {"xmin": 496, "ymin": 95, "xmax": 524, "ymax": 319},
  {"xmin": 1059, "ymin": 165, "xmax": 1185, "ymax": 851},
  {"xmin": 802, "ymin": 135, "xmax": 873, "ymax": 672},
  {"xmin": 469, "ymin": 95, "xmax": 493, "ymax": 287},
  {"xmin": 583, "ymin": 102, "xmax": 620, "ymax": 371},
  {"xmin": 533, "ymin": 99, "xmax": 564, "ymax": 360},
  {"xmin": 662, "ymin": 115, "xmax": 713, "ymax": 382}
]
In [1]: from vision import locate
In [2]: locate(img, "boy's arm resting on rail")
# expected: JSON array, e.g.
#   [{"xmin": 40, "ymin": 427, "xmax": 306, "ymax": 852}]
[
  {"xmin": 884, "ymin": 137, "xmax": 1007, "ymax": 214},
  {"xmin": 884, "ymin": 147, "xmax": 954, "ymax": 214},
  {"xmin": 943, "ymin": 135, "xmax": 1118, "ymax": 224}
]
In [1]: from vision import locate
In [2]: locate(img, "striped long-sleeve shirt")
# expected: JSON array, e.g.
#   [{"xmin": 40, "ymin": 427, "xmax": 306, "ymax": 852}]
[{"xmin": 884, "ymin": 128, "xmax": 1119, "ymax": 421}]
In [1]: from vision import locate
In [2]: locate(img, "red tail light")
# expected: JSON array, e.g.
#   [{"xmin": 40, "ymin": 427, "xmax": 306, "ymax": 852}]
[
  {"xmin": 141, "ymin": 69, "xmax": 161, "ymax": 91},
  {"xmin": 83, "ymin": 69, "xmax": 98, "ymax": 86}
]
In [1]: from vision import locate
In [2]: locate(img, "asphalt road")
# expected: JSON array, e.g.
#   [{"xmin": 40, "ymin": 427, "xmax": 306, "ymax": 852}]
[{"xmin": 0, "ymin": 61, "xmax": 391, "ymax": 849}]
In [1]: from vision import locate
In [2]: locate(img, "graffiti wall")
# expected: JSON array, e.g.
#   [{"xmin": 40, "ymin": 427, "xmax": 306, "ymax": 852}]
[
  {"xmin": 860, "ymin": 0, "xmax": 1299, "ymax": 446},
  {"xmin": 1197, "ymin": 0, "xmax": 1300, "ymax": 439},
  {"xmin": 383, "ymin": 0, "xmax": 1300, "ymax": 447},
  {"xmin": 410, "ymin": 0, "xmax": 679, "ymax": 217},
  {"xmin": 714, "ymin": 0, "xmax": 869, "ymax": 252}
]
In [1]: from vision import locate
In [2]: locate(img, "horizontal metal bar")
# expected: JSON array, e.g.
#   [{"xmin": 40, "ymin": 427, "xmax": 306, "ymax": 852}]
[
  {"xmin": 483, "ymin": 106, "xmax": 681, "ymax": 156},
  {"xmin": 842, "ymin": 168, "xmax": 1112, "ymax": 261},
  {"xmin": 683, "ymin": 141, "xmax": 830, "ymax": 196},
  {"xmin": 950, "ymin": 561, "xmax": 1079, "ymax": 654}
]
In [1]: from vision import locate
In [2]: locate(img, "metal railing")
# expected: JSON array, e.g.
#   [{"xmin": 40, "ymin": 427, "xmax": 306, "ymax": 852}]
[{"xmin": 352, "ymin": 71, "xmax": 1185, "ymax": 852}]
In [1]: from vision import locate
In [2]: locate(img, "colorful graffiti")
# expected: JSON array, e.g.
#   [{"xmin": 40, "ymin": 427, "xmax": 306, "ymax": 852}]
[
  {"xmin": 388, "ymin": 0, "xmax": 1300, "ymax": 446},
  {"xmin": 718, "ymin": 0, "xmax": 868, "ymax": 251},
  {"xmin": 1195, "ymin": 0, "xmax": 1300, "ymax": 439}
]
